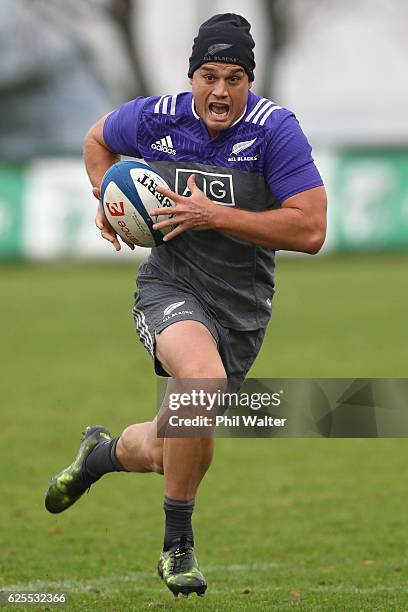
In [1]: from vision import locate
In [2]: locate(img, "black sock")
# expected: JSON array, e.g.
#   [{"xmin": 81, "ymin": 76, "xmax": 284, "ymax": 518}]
[
  {"xmin": 163, "ymin": 496, "xmax": 195, "ymax": 551},
  {"xmin": 83, "ymin": 437, "xmax": 127, "ymax": 483}
]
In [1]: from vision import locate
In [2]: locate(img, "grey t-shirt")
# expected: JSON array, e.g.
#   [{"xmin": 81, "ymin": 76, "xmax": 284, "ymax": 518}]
[{"xmin": 104, "ymin": 90, "xmax": 324, "ymax": 330}]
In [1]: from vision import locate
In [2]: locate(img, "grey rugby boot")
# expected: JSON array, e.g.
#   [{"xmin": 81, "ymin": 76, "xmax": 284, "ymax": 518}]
[
  {"xmin": 45, "ymin": 426, "xmax": 112, "ymax": 514},
  {"xmin": 158, "ymin": 538, "xmax": 207, "ymax": 597}
]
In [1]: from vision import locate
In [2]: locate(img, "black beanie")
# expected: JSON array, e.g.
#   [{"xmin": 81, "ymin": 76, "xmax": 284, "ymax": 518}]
[{"xmin": 188, "ymin": 13, "xmax": 255, "ymax": 81}]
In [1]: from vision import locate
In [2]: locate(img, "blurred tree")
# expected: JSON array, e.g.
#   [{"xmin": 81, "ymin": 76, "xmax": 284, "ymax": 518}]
[
  {"xmin": 30, "ymin": 0, "xmax": 140, "ymax": 102},
  {"xmin": 0, "ymin": 0, "xmax": 114, "ymax": 159},
  {"xmin": 108, "ymin": 0, "xmax": 149, "ymax": 97},
  {"xmin": 261, "ymin": 0, "xmax": 290, "ymax": 99}
]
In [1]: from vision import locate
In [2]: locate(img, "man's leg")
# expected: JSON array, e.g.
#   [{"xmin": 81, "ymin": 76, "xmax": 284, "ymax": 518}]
[
  {"xmin": 115, "ymin": 419, "xmax": 164, "ymax": 473},
  {"xmin": 115, "ymin": 321, "xmax": 225, "ymax": 543},
  {"xmin": 157, "ymin": 320, "xmax": 225, "ymax": 497},
  {"xmin": 113, "ymin": 319, "xmax": 225, "ymax": 479},
  {"xmin": 113, "ymin": 320, "xmax": 225, "ymax": 597},
  {"xmin": 45, "ymin": 319, "xmax": 224, "ymax": 595},
  {"xmin": 153, "ymin": 321, "xmax": 225, "ymax": 596}
]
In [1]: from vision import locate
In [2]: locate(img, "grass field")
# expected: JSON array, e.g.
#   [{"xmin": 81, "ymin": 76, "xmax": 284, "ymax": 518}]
[{"xmin": 1, "ymin": 253, "xmax": 408, "ymax": 611}]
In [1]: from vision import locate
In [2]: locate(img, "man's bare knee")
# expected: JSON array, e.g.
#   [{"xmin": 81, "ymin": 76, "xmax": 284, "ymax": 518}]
[
  {"xmin": 156, "ymin": 321, "xmax": 226, "ymax": 380},
  {"xmin": 179, "ymin": 365, "xmax": 227, "ymax": 380}
]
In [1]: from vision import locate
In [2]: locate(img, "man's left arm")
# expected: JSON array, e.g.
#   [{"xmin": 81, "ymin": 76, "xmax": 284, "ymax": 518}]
[
  {"xmin": 152, "ymin": 176, "xmax": 327, "ymax": 254},
  {"xmin": 215, "ymin": 114, "xmax": 327, "ymax": 253},
  {"xmin": 213, "ymin": 184, "xmax": 327, "ymax": 254}
]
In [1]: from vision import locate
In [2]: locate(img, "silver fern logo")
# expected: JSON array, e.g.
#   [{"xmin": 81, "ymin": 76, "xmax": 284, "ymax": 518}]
[
  {"xmin": 207, "ymin": 43, "xmax": 233, "ymax": 55},
  {"xmin": 163, "ymin": 301, "xmax": 186, "ymax": 316},
  {"xmin": 231, "ymin": 138, "xmax": 257, "ymax": 155}
]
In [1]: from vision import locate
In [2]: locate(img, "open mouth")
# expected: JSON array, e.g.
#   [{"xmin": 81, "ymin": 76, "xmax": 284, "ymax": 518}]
[{"xmin": 208, "ymin": 102, "xmax": 230, "ymax": 119}]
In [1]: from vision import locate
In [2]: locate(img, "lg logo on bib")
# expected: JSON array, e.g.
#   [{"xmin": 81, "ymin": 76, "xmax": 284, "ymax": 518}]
[{"xmin": 175, "ymin": 169, "xmax": 235, "ymax": 206}]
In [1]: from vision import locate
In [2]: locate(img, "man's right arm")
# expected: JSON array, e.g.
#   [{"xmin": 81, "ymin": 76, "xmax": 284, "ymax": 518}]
[
  {"xmin": 84, "ymin": 114, "xmax": 118, "ymax": 197},
  {"xmin": 83, "ymin": 114, "xmax": 132, "ymax": 251}
]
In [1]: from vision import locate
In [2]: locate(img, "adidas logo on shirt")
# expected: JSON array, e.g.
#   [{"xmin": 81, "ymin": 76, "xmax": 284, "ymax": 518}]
[{"xmin": 151, "ymin": 135, "xmax": 176, "ymax": 155}]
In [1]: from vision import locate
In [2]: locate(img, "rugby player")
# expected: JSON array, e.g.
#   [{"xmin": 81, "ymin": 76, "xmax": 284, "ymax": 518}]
[{"xmin": 45, "ymin": 13, "xmax": 327, "ymax": 598}]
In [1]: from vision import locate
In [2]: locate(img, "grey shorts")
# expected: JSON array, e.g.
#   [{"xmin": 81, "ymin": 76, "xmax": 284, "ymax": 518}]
[{"xmin": 132, "ymin": 269, "xmax": 266, "ymax": 390}]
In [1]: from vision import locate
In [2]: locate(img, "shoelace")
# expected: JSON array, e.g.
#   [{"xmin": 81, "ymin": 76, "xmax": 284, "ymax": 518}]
[{"xmin": 169, "ymin": 545, "xmax": 194, "ymax": 574}]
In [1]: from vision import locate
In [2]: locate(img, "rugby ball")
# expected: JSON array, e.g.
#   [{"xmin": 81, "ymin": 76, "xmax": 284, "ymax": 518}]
[{"xmin": 100, "ymin": 160, "xmax": 174, "ymax": 247}]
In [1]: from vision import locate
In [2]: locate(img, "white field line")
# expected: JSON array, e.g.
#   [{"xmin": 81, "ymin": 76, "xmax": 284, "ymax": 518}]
[
  {"xmin": 4, "ymin": 562, "xmax": 408, "ymax": 596},
  {"xmin": 3, "ymin": 563, "xmax": 279, "ymax": 593}
]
